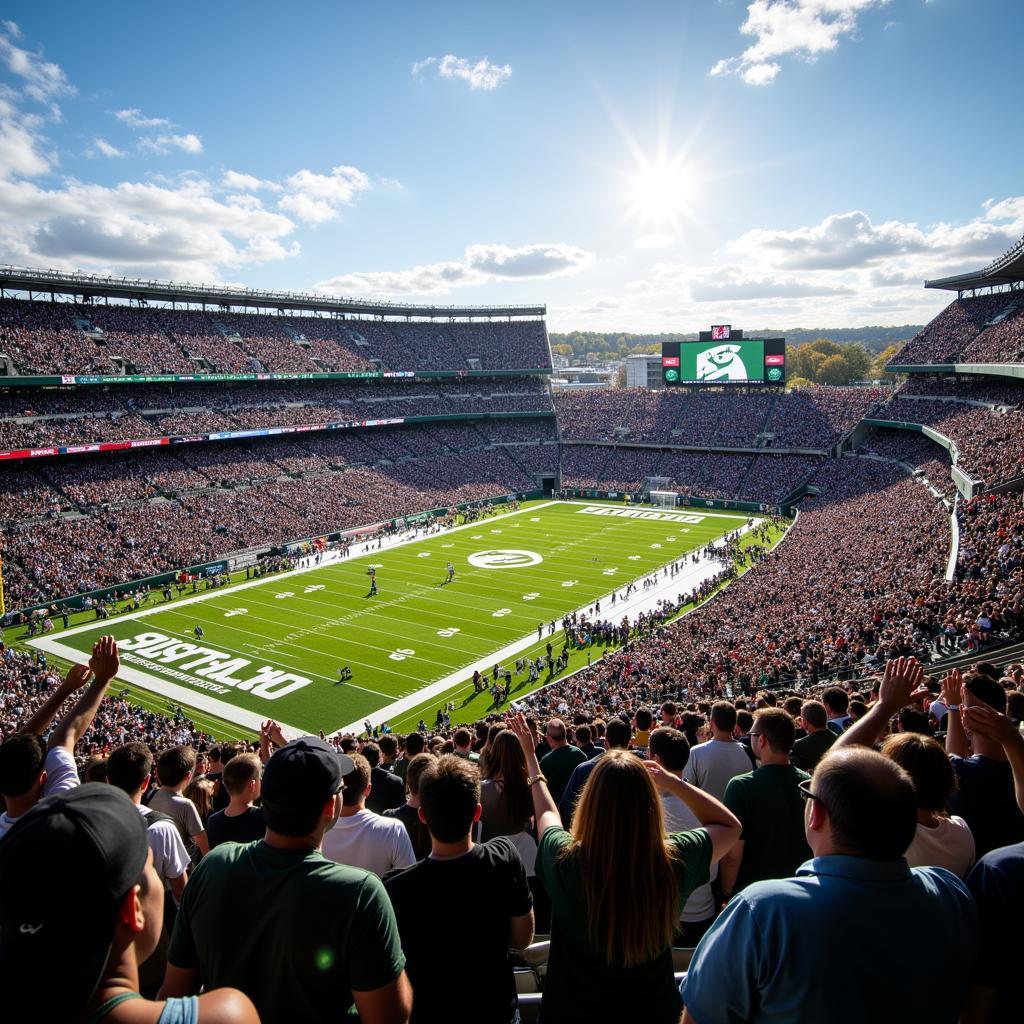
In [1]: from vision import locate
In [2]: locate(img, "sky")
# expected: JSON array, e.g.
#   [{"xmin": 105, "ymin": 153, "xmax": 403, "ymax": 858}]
[{"xmin": 0, "ymin": 0, "xmax": 1022, "ymax": 333}]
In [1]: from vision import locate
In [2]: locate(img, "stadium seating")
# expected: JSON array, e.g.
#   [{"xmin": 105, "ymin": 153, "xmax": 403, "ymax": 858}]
[{"xmin": 886, "ymin": 292, "xmax": 1024, "ymax": 367}]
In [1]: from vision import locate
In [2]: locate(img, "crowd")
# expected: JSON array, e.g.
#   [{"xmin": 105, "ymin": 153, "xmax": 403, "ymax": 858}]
[
  {"xmin": 554, "ymin": 385, "xmax": 883, "ymax": 449},
  {"xmin": 2, "ymin": 628, "xmax": 1023, "ymax": 1021},
  {"xmin": 887, "ymin": 292, "xmax": 1024, "ymax": 367},
  {"xmin": 0, "ymin": 298, "xmax": 552, "ymax": 375},
  {"xmin": 876, "ymin": 389, "xmax": 1024, "ymax": 484},
  {"xmin": 0, "ymin": 377, "xmax": 555, "ymax": 452}
]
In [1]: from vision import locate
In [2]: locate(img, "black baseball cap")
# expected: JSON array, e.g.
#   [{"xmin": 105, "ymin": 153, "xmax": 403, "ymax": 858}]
[
  {"xmin": 0, "ymin": 784, "xmax": 149, "ymax": 1019},
  {"xmin": 261, "ymin": 736, "xmax": 353, "ymax": 819}
]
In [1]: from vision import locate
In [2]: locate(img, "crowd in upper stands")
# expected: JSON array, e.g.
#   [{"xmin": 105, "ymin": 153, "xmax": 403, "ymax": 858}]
[
  {"xmin": 0, "ymin": 298, "xmax": 552, "ymax": 374},
  {"xmin": 886, "ymin": 292, "xmax": 1024, "ymax": 367}
]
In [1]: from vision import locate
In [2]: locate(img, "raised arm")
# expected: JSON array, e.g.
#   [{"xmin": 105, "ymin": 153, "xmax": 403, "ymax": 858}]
[
  {"xmin": 834, "ymin": 657, "xmax": 929, "ymax": 751},
  {"xmin": 963, "ymin": 703, "xmax": 1024, "ymax": 814},
  {"xmin": 507, "ymin": 712, "xmax": 561, "ymax": 837},
  {"xmin": 48, "ymin": 636, "xmax": 119, "ymax": 753},
  {"xmin": 644, "ymin": 760, "xmax": 742, "ymax": 865},
  {"xmin": 941, "ymin": 669, "xmax": 969, "ymax": 759},
  {"xmin": 19, "ymin": 663, "xmax": 90, "ymax": 737}
]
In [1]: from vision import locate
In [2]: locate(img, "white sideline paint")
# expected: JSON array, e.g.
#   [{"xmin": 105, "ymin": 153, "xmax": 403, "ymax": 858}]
[{"xmin": 27, "ymin": 501, "xmax": 758, "ymax": 738}]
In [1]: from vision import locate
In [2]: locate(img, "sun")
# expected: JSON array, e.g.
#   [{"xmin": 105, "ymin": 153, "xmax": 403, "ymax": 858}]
[{"xmin": 626, "ymin": 155, "xmax": 699, "ymax": 229}]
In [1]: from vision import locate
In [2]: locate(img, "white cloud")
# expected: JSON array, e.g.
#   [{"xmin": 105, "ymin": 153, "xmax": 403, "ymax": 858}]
[
  {"xmin": 0, "ymin": 95, "xmax": 52, "ymax": 178},
  {"xmin": 222, "ymin": 169, "xmax": 282, "ymax": 192},
  {"xmin": 90, "ymin": 137, "xmax": 125, "ymax": 158},
  {"xmin": 315, "ymin": 241, "xmax": 594, "ymax": 297},
  {"xmin": 278, "ymin": 165, "xmax": 371, "ymax": 225},
  {"xmin": 139, "ymin": 132, "xmax": 203, "ymax": 155},
  {"xmin": 711, "ymin": 1, "xmax": 889, "ymax": 85},
  {"xmin": 413, "ymin": 54, "xmax": 512, "ymax": 90},
  {"xmin": 115, "ymin": 107, "xmax": 171, "ymax": 129},
  {"xmin": 0, "ymin": 21, "xmax": 74, "ymax": 103}
]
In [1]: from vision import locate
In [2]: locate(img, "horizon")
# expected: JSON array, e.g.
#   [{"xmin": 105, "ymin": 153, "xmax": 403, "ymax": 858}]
[{"xmin": 1, "ymin": 1, "xmax": 1021, "ymax": 334}]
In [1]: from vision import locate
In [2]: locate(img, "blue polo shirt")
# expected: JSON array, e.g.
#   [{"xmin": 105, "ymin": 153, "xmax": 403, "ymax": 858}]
[{"xmin": 681, "ymin": 855, "xmax": 977, "ymax": 1024}]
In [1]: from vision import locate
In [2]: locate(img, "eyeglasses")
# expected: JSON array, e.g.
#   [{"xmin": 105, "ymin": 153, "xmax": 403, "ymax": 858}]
[{"xmin": 798, "ymin": 778, "xmax": 824, "ymax": 804}]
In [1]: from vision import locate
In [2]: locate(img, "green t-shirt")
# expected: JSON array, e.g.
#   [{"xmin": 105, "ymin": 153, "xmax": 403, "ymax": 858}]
[
  {"xmin": 724, "ymin": 763, "xmax": 812, "ymax": 893},
  {"xmin": 168, "ymin": 840, "xmax": 404, "ymax": 1023},
  {"xmin": 537, "ymin": 826, "xmax": 712, "ymax": 1023},
  {"xmin": 539, "ymin": 744, "xmax": 588, "ymax": 802}
]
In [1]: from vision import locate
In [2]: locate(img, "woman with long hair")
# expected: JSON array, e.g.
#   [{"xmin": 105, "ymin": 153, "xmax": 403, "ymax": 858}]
[
  {"xmin": 507, "ymin": 712, "xmax": 740, "ymax": 1023},
  {"xmin": 480, "ymin": 729, "xmax": 533, "ymax": 842}
]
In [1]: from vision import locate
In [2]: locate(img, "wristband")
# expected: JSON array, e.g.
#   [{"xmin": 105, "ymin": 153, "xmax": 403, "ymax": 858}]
[
  {"xmin": 947, "ymin": 705, "xmax": 961, "ymax": 712},
  {"xmin": 527, "ymin": 773, "xmax": 548, "ymax": 787}
]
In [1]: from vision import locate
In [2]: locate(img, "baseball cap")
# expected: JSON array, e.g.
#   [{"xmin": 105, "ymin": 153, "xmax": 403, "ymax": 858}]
[
  {"xmin": 261, "ymin": 736, "xmax": 354, "ymax": 819},
  {"xmin": 0, "ymin": 783, "xmax": 149, "ymax": 1019}
]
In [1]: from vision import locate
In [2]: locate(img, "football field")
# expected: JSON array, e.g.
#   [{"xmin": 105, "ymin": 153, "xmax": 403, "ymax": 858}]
[{"xmin": 27, "ymin": 500, "xmax": 761, "ymax": 737}]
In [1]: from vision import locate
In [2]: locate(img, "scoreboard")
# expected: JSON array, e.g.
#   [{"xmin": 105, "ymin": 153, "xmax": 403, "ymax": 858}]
[{"xmin": 662, "ymin": 328, "xmax": 785, "ymax": 386}]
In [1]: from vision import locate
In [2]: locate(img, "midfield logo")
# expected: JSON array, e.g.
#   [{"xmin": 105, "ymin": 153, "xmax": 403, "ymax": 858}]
[{"xmin": 467, "ymin": 549, "xmax": 543, "ymax": 569}]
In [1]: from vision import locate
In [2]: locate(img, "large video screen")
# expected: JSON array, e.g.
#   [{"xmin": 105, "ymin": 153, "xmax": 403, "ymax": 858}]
[{"xmin": 662, "ymin": 338, "xmax": 785, "ymax": 386}]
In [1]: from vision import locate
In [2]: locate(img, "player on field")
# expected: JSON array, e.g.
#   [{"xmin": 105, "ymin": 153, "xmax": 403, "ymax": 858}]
[
  {"xmin": 193, "ymin": 624, "xmax": 204, "ymax": 640},
  {"xmin": 336, "ymin": 665, "xmax": 352, "ymax": 684},
  {"xmin": 446, "ymin": 561, "xmax": 455, "ymax": 583},
  {"xmin": 367, "ymin": 566, "xmax": 378, "ymax": 596}
]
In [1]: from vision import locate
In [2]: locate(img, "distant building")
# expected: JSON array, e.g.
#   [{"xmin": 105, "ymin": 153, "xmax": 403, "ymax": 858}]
[{"xmin": 625, "ymin": 354, "xmax": 663, "ymax": 390}]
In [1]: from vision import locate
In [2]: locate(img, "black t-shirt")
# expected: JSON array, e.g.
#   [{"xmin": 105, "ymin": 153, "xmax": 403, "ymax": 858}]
[
  {"xmin": 367, "ymin": 767, "xmax": 406, "ymax": 814},
  {"xmin": 384, "ymin": 838, "xmax": 533, "ymax": 1023},
  {"xmin": 206, "ymin": 806, "xmax": 266, "ymax": 849},
  {"xmin": 382, "ymin": 802, "xmax": 432, "ymax": 860}
]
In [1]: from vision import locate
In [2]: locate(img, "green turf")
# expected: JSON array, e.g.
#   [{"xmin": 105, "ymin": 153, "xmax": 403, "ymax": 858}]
[{"xmin": 26, "ymin": 499, "xmax": 759, "ymax": 735}]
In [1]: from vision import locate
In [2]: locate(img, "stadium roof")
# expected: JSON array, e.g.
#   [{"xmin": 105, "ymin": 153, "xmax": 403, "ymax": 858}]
[
  {"xmin": 0, "ymin": 266, "xmax": 546, "ymax": 319},
  {"xmin": 926, "ymin": 232, "xmax": 1024, "ymax": 292}
]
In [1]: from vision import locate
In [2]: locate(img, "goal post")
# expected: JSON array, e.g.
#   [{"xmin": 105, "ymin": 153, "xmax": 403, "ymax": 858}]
[{"xmin": 650, "ymin": 490, "xmax": 679, "ymax": 509}]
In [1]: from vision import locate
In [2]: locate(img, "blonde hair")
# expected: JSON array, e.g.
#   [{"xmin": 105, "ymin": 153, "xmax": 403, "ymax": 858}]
[{"xmin": 563, "ymin": 749, "xmax": 680, "ymax": 966}]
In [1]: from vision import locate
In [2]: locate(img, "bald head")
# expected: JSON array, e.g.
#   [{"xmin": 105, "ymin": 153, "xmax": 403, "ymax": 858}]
[{"xmin": 811, "ymin": 747, "xmax": 917, "ymax": 860}]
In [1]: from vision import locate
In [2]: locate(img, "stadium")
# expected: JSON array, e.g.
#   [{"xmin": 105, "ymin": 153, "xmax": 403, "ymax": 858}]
[{"xmin": 1, "ymin": 7, "xmax": 1022, "ymax": 1024}]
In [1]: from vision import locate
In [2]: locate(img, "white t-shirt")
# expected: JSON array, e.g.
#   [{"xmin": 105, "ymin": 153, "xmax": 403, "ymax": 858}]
[
  {"xmin": 137, "ymin": 805, "xmax": 190, "ymax": 896},
  {"xmin": 660, "ymin": 792, "xmax": 716, "ymax": 923},
  {"xmin": 904, "ymin": 815, "xmax": 975, "ymax": 878},
  {"xmin": 0, "ymin": 745, "xmax": 80, "ymax": 841},
  {"xmin": 321, "ymin": 807, "xmax": 416, "ymax": 878},
  {"xmin": 683, "ymin": 739, "xmax": 753, "ymax": 802}
]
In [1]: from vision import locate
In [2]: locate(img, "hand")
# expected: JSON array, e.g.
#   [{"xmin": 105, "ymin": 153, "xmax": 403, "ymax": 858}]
[
  {"xmin": 266, "ymin": 720, "xmax": 287, "ymax": 749},
  {"xmin": 642, "ymin": 760, "xmax": 677, "ymax": 791},
  {"xmin": 59, "ymin": 662, "xmax": 92, "ymax": 695},
  {"xmin": 962, "ymin": 703, "xmax": 1023, "ymax": 750},
  {"xmin": 878, "ymin": 657, "xmax": 930, "ymax": 712},
  {"xmin": 88, "ymin": 635, "xmax": 119, "ymax": 683},
  {"xmin": 505, "ymin": 712, "xmax": 539, "ymax": 764},
  {"xmin": 940, "ymin": 668, "xmax": 963, "ymax": 708}
]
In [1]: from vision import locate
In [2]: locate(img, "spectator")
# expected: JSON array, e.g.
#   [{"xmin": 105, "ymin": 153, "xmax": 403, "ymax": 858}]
[
  {"xmin": 362, "ymin": 742, "xmax": 405, "ymax": 815},
  {"xmin": 683, "ymin": 701, "xmax": 754, "ymax": 802},
  {"xmin": 382, "ymin": 752, "xmax": 434, "ymax": 860},
  {"xmin": 720, "ymin": 708, "xmax": 811, "ymax": 900},
  {"xmin": 162, "ymin": 737, "xmax": 411, "ymax": 1022},
  {"xmin": 821, "ymin": 687, "xmax": 851, "ymax": 735},
  {"xmin": 558, "ymin": 717, "xmax": 632, "ymax": 826},
  {"xmin": 961, "ymin": 701, "xmax": 1024, "ymax": 1024},
  {"xmin": 0, "ymin": 637, "xmax": 118, "ymax": 839},
  {"xmin": 681, "ymin": 748, "xmax": 978, "ymax": 1024},
  {"xmin": 479, "ymin": 729, "xmax": 534, "ymax": 846},
  {"xmin": 508, "ymin": 713, "xmax": 740, "ymax": 1024},
  {"xmin": 832, "ymin": 658, "xmax": 975, "ymax": 877},
  {"xmin": 321, "ymin": 753, "xmax": 416, "ymax": 878},
  {"xmin": 790, "ymin": 700, "xmax": 837, "ymax": 772},
  {"xmin": 384, "ymin": 754, "xmax": 534, "ymax": 1023},
  {"xmin": 0, "ymin": 784, "xmax": 258, "ymax": 1023},
  {"xmin": 394, "ymin": 731, "xmax": 425, "ymax": 783},
  {"xmin": 943, "ymin": 668, "xmax": 1024, "ymax": 856},
  {"xmin": 539, "ymin": 718, "xmax": 587, "ymax": 804},
  {"xmin": 206, "ymin": 752, "xmax": 265, "ymax": 849},
  {"xmin": 149, "ymin": 746, "xmax": 211, "ymax": 859},
  {"xmin": 452, "ymin": 726, "xmax": 480, "ymax": 762},
  {"xmin": 573, "ymin": 724, "xmax": 603, "ymax": 760},
  {"xmin": 650, "ymin": 727, "xmax": 719, "ymax": 946}
]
